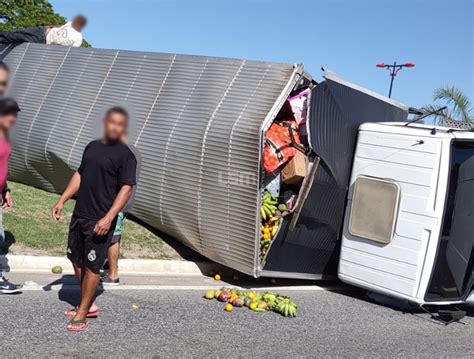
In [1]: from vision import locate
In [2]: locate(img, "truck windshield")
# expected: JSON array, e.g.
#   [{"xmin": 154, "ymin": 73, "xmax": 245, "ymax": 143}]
[{"xmin": 425, "ymin": 141, "xmax": 474, "ymax": 301}]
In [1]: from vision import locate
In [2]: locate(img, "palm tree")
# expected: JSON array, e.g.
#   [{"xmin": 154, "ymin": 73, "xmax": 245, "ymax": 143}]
[{"xmin": 421, "ymin": 86, "xmax": 473, "ymax": 125}]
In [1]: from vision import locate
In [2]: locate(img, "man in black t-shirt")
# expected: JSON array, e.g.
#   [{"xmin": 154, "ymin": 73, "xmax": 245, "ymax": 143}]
[{"xmin": 51, "ymin": 106, "xmax": 137, "ymax": 332}]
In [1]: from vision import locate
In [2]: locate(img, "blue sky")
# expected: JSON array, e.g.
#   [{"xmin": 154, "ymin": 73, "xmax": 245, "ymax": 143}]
[{"xmin": 52, "ymin": 0, "xmax": 473, "ymax": 109}]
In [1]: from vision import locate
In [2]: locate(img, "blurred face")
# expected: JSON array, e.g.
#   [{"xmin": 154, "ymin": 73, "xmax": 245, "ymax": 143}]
[
  {"xmin": 72, "ymin": 17, "xmax": 86, "ymax": 32},
  {"xmin": 0, "ymin": 111, "xmax": 18, "ymax": 131},
  {"xmin": 0, "ymin": 68, "xmax": 9, "ymax": 96},
  {"xmin": 103, "ymin": 112, "xmax": 127, "ymax": 142}
]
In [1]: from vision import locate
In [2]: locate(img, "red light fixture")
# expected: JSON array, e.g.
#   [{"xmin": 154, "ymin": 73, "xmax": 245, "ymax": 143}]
[{"xmin": 376, "ymin": 61, "xmax": 416, "ymax": 98}]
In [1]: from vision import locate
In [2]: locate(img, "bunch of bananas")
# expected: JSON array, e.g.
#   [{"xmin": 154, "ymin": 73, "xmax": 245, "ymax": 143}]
[
  {"xmin": 260, "ymin": 192, "xmax": 278, "ymax": 221},
  {"xmin": 262, "ymin": 292, "xmax": 279, "ymax": 310},
  {"xmin": 260, "ymin": 191, "xmax": 287, "ymax": 261},
  {"xmin": 263, "ymin": 292, "xmax": 299, "ymax": 317},
  {"xmin": 276, "ymin": 297, "xmax": 298, "ymax": 318},
  {"xmin": 260, "ymin": 191, "xmax": 286, "ymax": 260}
]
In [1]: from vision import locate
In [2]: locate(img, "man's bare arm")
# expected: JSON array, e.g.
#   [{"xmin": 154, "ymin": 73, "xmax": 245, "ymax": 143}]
[
  {"xmin": 51, "ymin": 171, "xmax": 81, "ymax": 221},
  {"xmin": 93, "ymin": 185, "xmax": 133, "ymax": 236}
]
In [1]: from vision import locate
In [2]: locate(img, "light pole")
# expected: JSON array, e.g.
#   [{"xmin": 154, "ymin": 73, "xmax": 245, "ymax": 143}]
[{"xmin": 376, "ymin": 62, "xmax": 415, "ymax": 98}]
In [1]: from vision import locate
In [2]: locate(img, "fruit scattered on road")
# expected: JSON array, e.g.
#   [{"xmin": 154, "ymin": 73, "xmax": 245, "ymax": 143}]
[
  {"xmin": 214, "ymin": 274, "xmax": 221, "ymax": 281},
  {"xmin": 51, "ymin": 265, "xmax": 63, "ymax": 274},
  {"xmin": 204, "ymin": 290, "xmax": 215, "ymax": 299},
  {"xmin": 203, "ymin": 287, "xmax": 298, "ymax": 318}
]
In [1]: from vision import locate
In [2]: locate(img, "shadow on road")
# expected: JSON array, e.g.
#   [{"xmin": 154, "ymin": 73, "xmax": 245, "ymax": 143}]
[
  {"xmin": 323, "ymin": 287, "xmax": 474, "ymax": 325},
  {"xmin": 43, "ymin": 274, "xmax": 105, "ymax": 307}
]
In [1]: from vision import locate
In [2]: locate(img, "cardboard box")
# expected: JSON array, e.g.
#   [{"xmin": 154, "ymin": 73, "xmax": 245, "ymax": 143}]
[{"xmin": 282, "ymin": 151, "xmax": 307, "ymax": 184}]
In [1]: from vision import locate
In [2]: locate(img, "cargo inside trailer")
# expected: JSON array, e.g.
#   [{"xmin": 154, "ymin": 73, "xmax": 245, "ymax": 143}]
[{"xmin": 257, "ymin": 82, "xmax": 316, "ymax": 267}]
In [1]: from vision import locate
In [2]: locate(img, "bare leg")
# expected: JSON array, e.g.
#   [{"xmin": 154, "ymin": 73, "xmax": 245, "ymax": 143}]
[
  {"xmin": 70, "ymin": 267, "xmax": 100, "ymax": 325},
  {"xmin": 72, "ymin": 262, "xmax": 82, "ymax": 284},
  {"xmin": 107, "ymin": 242, "xmax": 120, "ymax": 280},
  {"xmin": 70, "ymin": 262, "xmax": 97, "ymax": 312}
]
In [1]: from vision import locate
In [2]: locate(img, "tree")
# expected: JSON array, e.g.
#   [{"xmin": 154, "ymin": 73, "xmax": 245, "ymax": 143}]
[
  {"xmin": 0, "ymin": 0, "xmax": 90, "ymax": 47},
  {"xmin": 422, "ymin": 86, "xmax": 473, "ymax": 125}
]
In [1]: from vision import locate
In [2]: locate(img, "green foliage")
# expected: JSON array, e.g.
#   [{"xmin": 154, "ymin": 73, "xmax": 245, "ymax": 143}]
[
  {"xmin": 0, "ymin": 0, "xmax": 91, "ymax": 47},
  {"xmin": 0, "ymin": 0, "xmax": 65, "ymax": 30},
  {"xmin": 421, "ymin": 86, "xmax": 473, "ymax": 125}
]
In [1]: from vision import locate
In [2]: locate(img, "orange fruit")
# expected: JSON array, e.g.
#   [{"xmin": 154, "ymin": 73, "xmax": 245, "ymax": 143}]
[
  {"xmin": 224, "ymin": 303, "xmax": 233, "ymax": 312},
  {"xmin": 214, "ymin": 274, "xmax": 221, "ymax": 281}
]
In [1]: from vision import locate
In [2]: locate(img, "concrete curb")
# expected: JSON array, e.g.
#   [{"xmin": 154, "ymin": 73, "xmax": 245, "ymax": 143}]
[{"xmin": 3, "ymin": 255, "xmax": 222, "ymax": 276}]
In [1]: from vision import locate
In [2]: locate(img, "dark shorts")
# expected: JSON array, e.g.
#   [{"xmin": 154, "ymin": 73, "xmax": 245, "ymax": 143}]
[{"xmin": 67, "ymin": 215, "xmax": 117, "ymax": 272}]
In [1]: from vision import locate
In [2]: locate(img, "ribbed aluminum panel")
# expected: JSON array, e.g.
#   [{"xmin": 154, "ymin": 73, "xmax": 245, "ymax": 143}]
[{"xmin": 3, "ymin": 44, "xmax": 298, "ymax": 275}]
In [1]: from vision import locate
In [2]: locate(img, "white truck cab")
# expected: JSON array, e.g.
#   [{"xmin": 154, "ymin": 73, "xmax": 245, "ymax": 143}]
[{"xmin": 339, "ymin": 122, "xmax": 474, "ymax": 305}]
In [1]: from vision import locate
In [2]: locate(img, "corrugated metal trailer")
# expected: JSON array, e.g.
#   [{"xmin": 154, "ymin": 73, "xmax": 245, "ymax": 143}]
[{"xmin": 0, "ymin": 43, "xmax": 409, "ymax": 279}]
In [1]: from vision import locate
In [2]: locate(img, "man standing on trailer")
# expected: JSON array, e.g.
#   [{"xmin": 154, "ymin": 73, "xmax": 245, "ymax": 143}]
[
  {"xmin": 0, "ymin": 15, "xmax": 86, "ymax": 47},
  {"xmin": 51, "ymin": 107, "xmax": 137, "ymax": 332}
]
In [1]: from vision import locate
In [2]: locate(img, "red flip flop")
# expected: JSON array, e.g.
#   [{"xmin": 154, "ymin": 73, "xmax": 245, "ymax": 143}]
[
  {"xmin": 67, "ymin": 318, "xmax": 90, "ymax": 332},
  {"xmin": 65, "ymin": 307, "xmax": 99, "ymax": 318}
]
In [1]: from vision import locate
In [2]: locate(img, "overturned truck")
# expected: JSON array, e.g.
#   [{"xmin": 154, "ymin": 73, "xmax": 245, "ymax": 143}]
[{"xmin": 1, "ymin": 43, "xmax": 409, "ymax": 279}]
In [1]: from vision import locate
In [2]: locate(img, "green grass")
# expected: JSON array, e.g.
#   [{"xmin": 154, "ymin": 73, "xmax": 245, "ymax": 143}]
[{"xmin": 3, "ymin": 182, "xmax": 179, "ymax": 259}]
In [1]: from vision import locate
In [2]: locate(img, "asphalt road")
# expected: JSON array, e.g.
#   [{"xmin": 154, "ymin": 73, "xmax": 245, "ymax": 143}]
[{"xmin": 0, "ymin": 273, "xmax": 473, "ymax": 357}]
